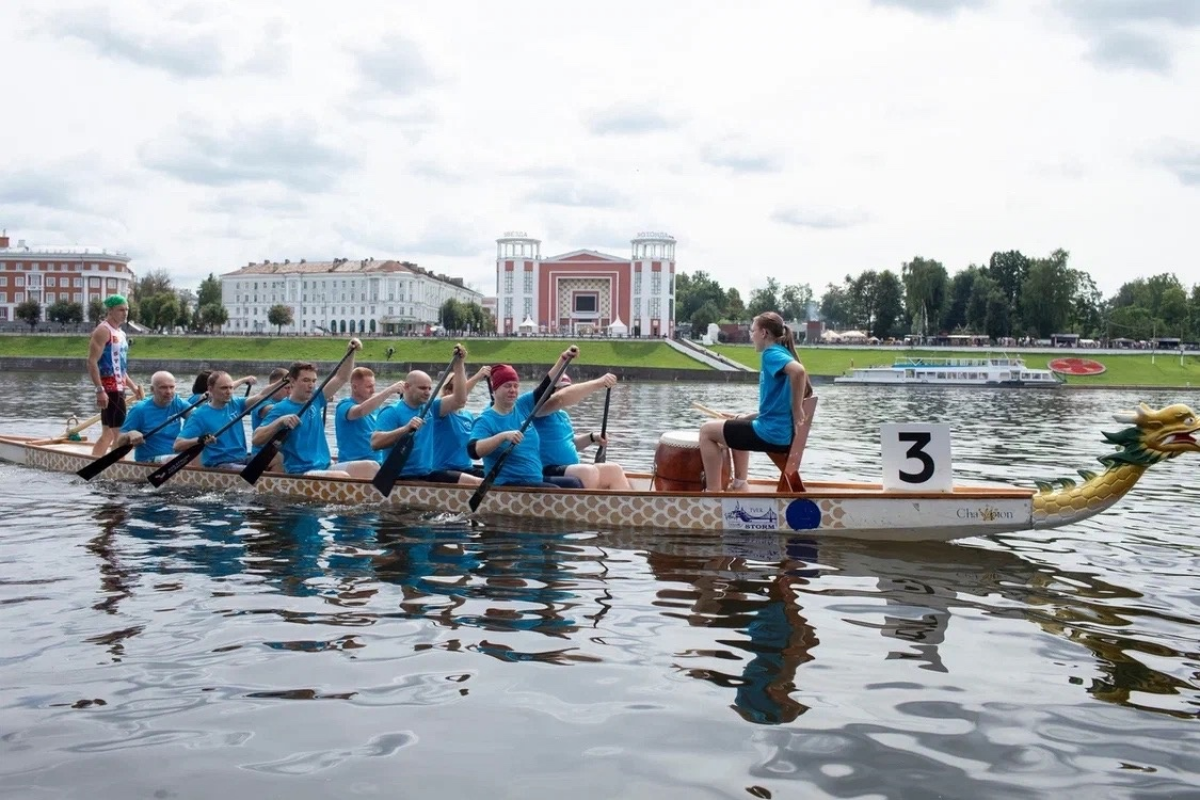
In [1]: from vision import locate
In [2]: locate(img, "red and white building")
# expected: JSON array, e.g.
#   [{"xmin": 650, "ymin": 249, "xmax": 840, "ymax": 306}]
[
  {"xmin": 494, "ymin": 231, "xmax": 676, "ymax": 337},
  {"xmin": 0, "ymin": 232, "xmax": 134, "ymax": 323}
]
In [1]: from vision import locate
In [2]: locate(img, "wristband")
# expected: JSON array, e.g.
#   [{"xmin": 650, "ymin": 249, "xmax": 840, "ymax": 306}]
[{"xmin": 589, "ymin": 432, "xmax": 596, "ymax": 443}]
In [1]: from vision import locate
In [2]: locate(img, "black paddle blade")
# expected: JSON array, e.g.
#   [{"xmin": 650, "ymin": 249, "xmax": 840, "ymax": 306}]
[
  {"xmin": 372, "ymin": 437, "xmax": 414, "ymax": 496},
  {"xmin": 594, "ymin": 445, "xmax": 607, "ymax": 464},
  {"xmin": 467, "ymin": 480, "xmax": 491, "ymax": 513},
  {"xmin": 77, "ymin": 443, "xmax": 134, "ymax": 481},
  {"xmin": 240, "ymin": 437, "xmax": 281, "ymax": 486},
  {"xmin": 147, "ymin": 442, "xmax": 204, "ymax": 488}
]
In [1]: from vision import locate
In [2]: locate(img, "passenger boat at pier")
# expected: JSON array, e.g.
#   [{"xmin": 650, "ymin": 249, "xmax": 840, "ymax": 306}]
[
  {"xmin": 834, "ymin": 354, "xmax": 1063, "ymax": 387},
  {"xmin": 1, "ymin": 401, "xmax": 1194, "ymax": 542}
]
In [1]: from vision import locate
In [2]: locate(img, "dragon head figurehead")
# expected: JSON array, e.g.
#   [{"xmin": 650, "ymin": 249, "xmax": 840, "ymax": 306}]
[{"xmin": 1100, "ymin": 403, "xmax": 1200, "ymax": 468}]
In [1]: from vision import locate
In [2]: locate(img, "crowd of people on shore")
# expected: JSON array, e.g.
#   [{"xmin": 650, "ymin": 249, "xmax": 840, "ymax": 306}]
[{"xmin": 86, "ymin": 294, "xmax": 811, "ymax": 493}]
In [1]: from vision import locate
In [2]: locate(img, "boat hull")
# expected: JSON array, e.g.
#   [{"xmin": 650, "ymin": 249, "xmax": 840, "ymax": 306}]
[{"xmin": 0, "ymin": 436, "xmax": 1037, "ymax": 542}]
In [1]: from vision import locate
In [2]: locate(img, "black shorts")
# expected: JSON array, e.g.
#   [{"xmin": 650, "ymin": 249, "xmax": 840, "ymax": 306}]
[
  {"xmin": 542, "ymin": 464, "xmax": 570, "ymax": 478},
  {"xmin": 723, "ymin": 419, "xmax": 790, "ymax": 454},
  {"xmin": 100, "ymin": 391, "xmax": 127, "ymax": 428},
  {"xmin": 427, "ymin": 466, "xmax": 487, "ymax": 483}
]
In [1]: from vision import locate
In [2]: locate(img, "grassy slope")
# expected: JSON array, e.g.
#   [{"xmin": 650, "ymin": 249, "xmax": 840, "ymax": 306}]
[
  {"xmin": 0, "ymin": 336, "xmax": 702, "ymax": 369},
  {"xmin": 712, "ymin": 345, "xmax": 1200, "ymax": 386}
]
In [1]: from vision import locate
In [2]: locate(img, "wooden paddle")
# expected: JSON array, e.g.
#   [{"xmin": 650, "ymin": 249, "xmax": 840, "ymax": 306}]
[
  {"xmin": 148, "ymin": 376, "xmax": 290, "ymax": 488},
  {"xmin": 691, "ymin": 401, "xmax": 736, "ymax": 419},
  {"xmin": 594, "ymin": 387, "xmax": 611, "ymax": 464},
  {"xmin": 240, "ymin": 347, "xmax": 357, "ymax": 486},
  {"xmin": 78, "ymin": 393, "xmax": 210, "ymax": 481},
  {"xmin": 469, "ymin": 351, "xmax": 575, "ymax": 513},
  {"xmin": 371, "ymin": 349, "xmax": 462, "ymax": 496}
]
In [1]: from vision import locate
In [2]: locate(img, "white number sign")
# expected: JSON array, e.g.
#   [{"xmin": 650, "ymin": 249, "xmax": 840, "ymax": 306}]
[{"xmin": 880, "ymin": 423, "xmax": 953, "ymax": 493}]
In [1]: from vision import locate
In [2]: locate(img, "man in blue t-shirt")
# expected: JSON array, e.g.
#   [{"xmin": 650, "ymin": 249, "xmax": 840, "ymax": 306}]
[
  {"xmin": 372, "ymin": 345, "xmax": 470, "ymax": 483},
  {"xmin": 335, "ymin": 367, "xmax": 406, "ymax": 465},
  {"xmin": 176, "ymin": 371, "xmax": 260, "ymax": 469},
  {"xmin": 427, "ymin": 364, "xmax": 493, "ymax": 485},
  {"xmin": 254, "ymin": 339, "xmax": 379, "ymax": 479},
  {"xmin": 115, "ymin": 371, "xmax": 192, "ymax": 462}
]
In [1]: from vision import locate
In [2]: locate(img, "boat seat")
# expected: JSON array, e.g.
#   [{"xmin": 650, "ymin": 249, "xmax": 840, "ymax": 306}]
[{"xmin": 767, "ymin": 394, "xmax": 817, "ymax": 492}]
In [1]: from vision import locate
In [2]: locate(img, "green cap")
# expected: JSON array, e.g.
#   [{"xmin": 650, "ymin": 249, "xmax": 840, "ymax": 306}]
[{"xmin": 104, "ymin": 294, "xmax": 127, "ymax": 309}]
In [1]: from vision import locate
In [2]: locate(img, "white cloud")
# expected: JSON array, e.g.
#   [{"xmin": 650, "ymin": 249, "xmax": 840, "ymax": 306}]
[{"xmin": 1, "ymin": 0, "xmax": 1198, "ymax": 300}]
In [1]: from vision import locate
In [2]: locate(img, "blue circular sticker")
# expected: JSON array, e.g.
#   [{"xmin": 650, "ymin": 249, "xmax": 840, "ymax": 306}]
[{"xmin": 785, "ymin": 499, "xmax": 821, "ymax": 530}]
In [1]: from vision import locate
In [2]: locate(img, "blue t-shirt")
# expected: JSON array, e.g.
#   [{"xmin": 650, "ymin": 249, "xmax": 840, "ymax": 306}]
[
  {"xmin": 179, "ymin": 397, "xmax": 249, "ymax": 467},
  {"xmin": 430, "ymin": 408, "xmax": 476, "ymax": 472},
  {"xmin": 533, "ymin": 409, "xmax": 579, "ymax": 467},
  {"xmin": 470, "ymin": 392, "xmax": 543, "ymax": 485},
  {"xmin": 754, "ymin": 344, "xmax": 796, "ymax": 446},
  {"xmin": 260, "ymin": 394, "xmax": 331, "ymax": 474},
  {"xmin": 335, "ymin": 396, "xmax": 383, "ymax": 464},
  {"xmin": 376, "ymin": 397, "xmax": 440, "ymax": 478},
  {"xmin": 120, "ymin": 395, "xmax": 191, "ymax": 461}
]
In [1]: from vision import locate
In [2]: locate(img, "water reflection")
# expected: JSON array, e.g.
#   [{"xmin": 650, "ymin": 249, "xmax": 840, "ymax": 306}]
[{"xmin": 79, "ymin": 494, "xmax": 1200, "ymax": 725}]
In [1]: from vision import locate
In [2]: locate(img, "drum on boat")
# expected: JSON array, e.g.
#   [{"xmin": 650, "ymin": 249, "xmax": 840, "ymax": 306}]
[{"xmin": 652, "ymin": 429, "xmax": 731, "ymax": 492}]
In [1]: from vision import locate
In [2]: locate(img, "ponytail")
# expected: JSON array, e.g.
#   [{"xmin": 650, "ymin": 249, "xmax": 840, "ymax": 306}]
[{"xmin": 781, "ymin": 324, "xmax": 799, "ymax": 362}]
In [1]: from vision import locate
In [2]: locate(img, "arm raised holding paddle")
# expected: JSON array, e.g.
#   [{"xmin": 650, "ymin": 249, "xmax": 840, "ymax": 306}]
[
  {"xmin": 370, "ymin": 344, "xmax": 466, "ymax": 495},
  {"xmin": 244, "ymin": 339, "xmax": 381, "ymax": 482},
  {"xmin": 466, "ymin": 346, "xmax": 579, "ymax": 511},
  {"xmin": 531, "ymin": 371, "xmax": 631, "ymax": 491}
]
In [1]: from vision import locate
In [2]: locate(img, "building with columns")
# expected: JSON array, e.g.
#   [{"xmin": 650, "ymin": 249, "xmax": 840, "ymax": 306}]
[
  {"xmin": 0, "ymin": 231, "xmax": 134, "ymax": 323},
  {"xmin": 494, "ymin": 231, "xmax": 676, "ymax": 337},
  {"xmin": 220, "ymin": 257, "xmax": 483, "ymax": 335}
]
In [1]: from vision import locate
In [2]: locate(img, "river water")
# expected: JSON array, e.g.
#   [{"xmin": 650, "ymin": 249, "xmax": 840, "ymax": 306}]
[{"xmin": 0, "ymin": 372, "xmax": 1197, "ymax": 799}]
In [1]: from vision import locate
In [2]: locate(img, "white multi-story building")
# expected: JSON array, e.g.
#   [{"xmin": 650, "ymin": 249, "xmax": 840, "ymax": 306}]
[
  {"xmin": 220, "ymin": 257, "xmax": 484, "ymax": 335},
  {"xmin": 0, "ymin": 232, "xmax": 134, "ymax": 323}
]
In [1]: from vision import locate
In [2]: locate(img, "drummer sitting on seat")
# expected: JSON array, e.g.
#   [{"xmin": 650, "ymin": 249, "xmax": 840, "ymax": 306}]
[
  {"xmin": 534, "ymin": 372, "xmax": 632, "ymax": 490},
  {"xmin": 699, "ymin": 311, "xmax": 811, "ymax": 492},
  {"xmin": 468, "ymin": 349, "xmax": 585, "ymax": 490}
]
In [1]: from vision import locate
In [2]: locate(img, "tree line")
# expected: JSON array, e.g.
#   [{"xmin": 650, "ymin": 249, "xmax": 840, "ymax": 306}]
[{"xmin": 677, "ymin": 249, "xmax": 1200, "ymax": 343}]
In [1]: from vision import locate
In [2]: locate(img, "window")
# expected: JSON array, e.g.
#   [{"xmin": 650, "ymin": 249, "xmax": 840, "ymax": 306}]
[
  {"xmin": 503, "ymin": 271, "xmax": 513, "ymax": 294},
  {"xmin": 650, "ymin": 298, "xmax": 661, "ymax": 318},
  {"xmin": 0, "ymin": 277, "xmax": 6, "ymax": 286},
  {"xmin": 74, "ymin": 277, "xmax": 82, "ymax": 287},
  {"xmin": 46, "ymin": 277, "xmax": 56, "ymax": 287},
  {"xmin": 91, "ymin": 263, "xmax": 99, "ymax": 269},
  {"xmin": 0, "ymin": 292, "xmax": 6, "ymax": 302},
  {"xmin": 16, "ymin": 276, "xmax": 24, "ymax": 287},
  {"xmin": 46, "ymin": 293, "xmax": 56, "ymax": 303},
  {"xmin": 523, "ymin": 271, "xmax": 533, "ymax": 294},
  {"xmin": 74, "ymin": 293, "xmax": 83, "ymax": 303},
  {"xmin": 503, "ymin": 298, "xmax": 513, "ymax": 319},
  {"xmin": 573, "ymin": 294, "xmax": 597, "ymax": 313},
  {"xmin": 652, "ymin": 272, "xmax": 661, "ymax": 293},
  {"xmin": 16, "ymin": 292, "xmax": 24, "ymax": 302},
  {"xmin": 523, "ymin": 297, "xmax": 533, "ymax": 320},
  {"xmin": 634, "ymin": 271, "xmax": 642, "ymax": 293},
  {"xmin": 89, "ymin": 277, "xmax": 100, "ymax": 287}
]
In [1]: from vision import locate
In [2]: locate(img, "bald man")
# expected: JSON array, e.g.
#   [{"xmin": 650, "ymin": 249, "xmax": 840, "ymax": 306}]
[
  {"xmin": 372, "ymin": 345, "xmax": 469, "ymax": 483},
  {"xmin": 115, "ymin": 371, "xmax": 191, "ymax": 463}
]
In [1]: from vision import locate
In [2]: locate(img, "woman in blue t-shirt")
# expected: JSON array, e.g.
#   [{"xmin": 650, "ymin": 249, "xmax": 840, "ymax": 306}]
[{"xmin": 699, "ymin": 311, "xmax": 811, "ymax": 492}]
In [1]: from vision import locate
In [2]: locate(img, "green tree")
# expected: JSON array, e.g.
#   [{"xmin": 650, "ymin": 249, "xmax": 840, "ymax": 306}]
[
  {"xmin": 967, "ymin": 274, "xmax": 999, "ymax": 334},
  {"xmin": 1019, "ymin": 249, "xmax": 1075, "ymax": 338},
  {"xmin": 133, "ymin": 268, "xmax": 173, "ymax": 300},
  {"xmin": 986, "ymin": 250, "xmax": 1031, "ymax": 320},
  {"xmin": 690, "ymin": 300, "xmax": 723, "ymax": 337},
  {"xmin": 942, "ymin": 266, "xmax": 980, "ymax": 332},
  {"xmin": 197, "ymin": 273, "xmax": 222, "ymax": 308},
  {"xmin": 747, "ymin": 277, "xmax": 782, "ymax": 318},
  {"xmin": 779, "ymin": 283, "xmax": 813, "ymax": 323},
  {"xmin": 873, "ymin": 270, "xmax": 905, "ymax": 339},
  {"xmin": 818, "ymin": 283, "xmax": 852, "ymax": 329},
  {"xmin": 46, "ymin": 301, "xmax": 73, "ymax": 324},
  {"xmin": 200, "ymin": 302, "xmax": 228, "ymax": 333},
  {"xmin": 1069, "ymin": 270, "xmax": 1104, "ymax": 338},
  {"xmin": 675, "ymin": 271, "xmax": 728, "ymax": 321},
  {"xmin": 900, "ymin": 257, "xmax": 948, "ymax": 337},
  {"xmin": 268, "ymin": 304, "xmax": 294, "ymax": 334},
  {"xmin": 439, "ymin": 298, "xmax": 465, "ymax": 330},
  {"xmin": 88, "ymin": 297, "xmax": 105, "ymax": 324},
  {"xmin": 176, "ymin": 298, "xmax": 192, "ymax": 331},
  {"xmin": 846, "ymin": 271, "xmax": 880, "ymax": 332},
  {"xmin": 724, "ymin": 287, "xmax": 745, "ymax": 320},
  {"xmin": 15, "ymin": 300, "xmax": 41, "ymax": 331},
  {"xmin": 154, "ymin": 295, "xmax": 180, "ymax": 332}
]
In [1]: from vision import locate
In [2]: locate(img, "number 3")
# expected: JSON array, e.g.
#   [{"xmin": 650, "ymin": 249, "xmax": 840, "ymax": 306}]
[{"xmin": 898, "ymin": 431, "xmax": 935, "ymax": 484}]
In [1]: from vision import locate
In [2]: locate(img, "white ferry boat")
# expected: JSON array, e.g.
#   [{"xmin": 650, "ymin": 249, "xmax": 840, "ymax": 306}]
[{"xmin": 833, "ymin": 354, "xmax": 1064, "ymax": 387}]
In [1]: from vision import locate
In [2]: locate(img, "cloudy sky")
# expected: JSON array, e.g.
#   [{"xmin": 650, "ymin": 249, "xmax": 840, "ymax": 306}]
[{"xmin": 1, "ymin": 0, "xmax": 1198, "ymax": 300}]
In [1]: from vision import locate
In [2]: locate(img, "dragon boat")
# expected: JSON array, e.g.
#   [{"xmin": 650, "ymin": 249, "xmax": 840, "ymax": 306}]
[{"xmin": 0, "ymin": 402, "xmax": 1195, "ymax": 542}]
